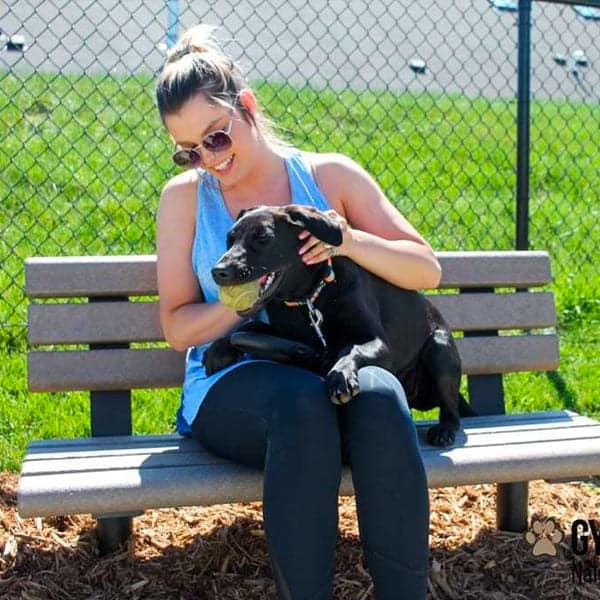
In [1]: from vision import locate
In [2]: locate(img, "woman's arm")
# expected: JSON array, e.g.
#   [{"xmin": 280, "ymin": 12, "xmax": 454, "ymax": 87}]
[
  {"xmin": 308, "ymin": 153, "xmax": 441, "ymax": 290},
  {"xmin": 156, "ymin": 172, "xmax": 241, "ymax": 351}
]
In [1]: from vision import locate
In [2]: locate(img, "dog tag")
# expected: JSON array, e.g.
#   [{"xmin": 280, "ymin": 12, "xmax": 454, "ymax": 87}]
[{"xmin": 306, "ymin": 300, "xmax": 327, "ymax": 348}]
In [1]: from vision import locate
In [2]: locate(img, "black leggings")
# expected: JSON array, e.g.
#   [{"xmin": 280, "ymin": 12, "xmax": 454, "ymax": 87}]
[{"xmin": 190, "ymin": 362, "xmax": 429, "ymax": 600}]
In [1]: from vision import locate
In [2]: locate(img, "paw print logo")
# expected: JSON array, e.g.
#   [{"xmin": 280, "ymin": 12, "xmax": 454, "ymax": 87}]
[{"xmin": 524, "ymin": 518, "xmax": 564, "ymax": 557}]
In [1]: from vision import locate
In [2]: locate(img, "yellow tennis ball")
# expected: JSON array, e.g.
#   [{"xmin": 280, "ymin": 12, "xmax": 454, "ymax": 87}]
[{"xmin": 218, "ymin": 280, "xmax": 261, "ymax": 312}]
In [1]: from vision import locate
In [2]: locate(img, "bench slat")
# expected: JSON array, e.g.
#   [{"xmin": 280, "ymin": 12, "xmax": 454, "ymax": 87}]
[
  {"xmin": 27, "ymin": 292, "xmax": 556, "ymax": 345},
  {"xmin": 22, "ymin": 409, "xmax": 588, "ymax": 457},
  {"xmin": 437, "ymin": 251, "xmax": 551, "ymax": 288},
  {"xmin": 24, "ymin": 446, "xmax": 222, "ymax": 464},
  {"xmin": 430, "ymin": 292, "xmax": 556, "ymax": 331},
  {"xmin": 28, "ymin": 348, "xmax": 186, "ymax": 392},
  {"xmin": 22, "ymin": 418, "xmax": 599, "ymax": 476},
  {"xmin": 28, "ymin": 301, "xmax": 163, "ymax": 345},
  {"xmin": 20, "ymin": 410, "xmax": 589, "ymax": 459},
  {"xmin": 26, "ymin": 255, "xmax": 158, "ymax": 298},
  {"xmin": 17, "ymin": 411, "xmax": 600, "ymax": 517},
  {"xmin": 22, "ymin": 449, "xmax": 231, "ymax": 475},
  {"xmin": 25, "ymin": 251, "xmax": 551, "ymax": 298},
  {"xmin": 27, "ymin": 334, "xmax": 558, "ymax": 392},
  {"xmin": 414, "ymin": 409, "xmax": 588, "ymax": 431},
  {"xmin": 456, "ymin": 334, "xmax": 559, "ymax": 374}
]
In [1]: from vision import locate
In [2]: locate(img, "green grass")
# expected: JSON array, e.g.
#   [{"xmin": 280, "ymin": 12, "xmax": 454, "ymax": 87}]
[{"xmin": 0, "ymin": 71, "xmax": 598, "ymax": 471}]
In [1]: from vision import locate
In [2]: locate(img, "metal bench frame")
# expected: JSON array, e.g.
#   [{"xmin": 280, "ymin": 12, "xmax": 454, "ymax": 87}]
[{"xmin": 18, "ymin": 251, "xmax": 600, "ymax": 554}]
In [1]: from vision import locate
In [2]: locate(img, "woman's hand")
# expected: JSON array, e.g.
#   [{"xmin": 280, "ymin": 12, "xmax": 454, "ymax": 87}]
[
  {"xmin": 298, "ymin": 209, "xmax": 353, "ymax": 265},
  {"xmin": 306, "ymin": 153, "xmax": 441, "ymax": 289}
]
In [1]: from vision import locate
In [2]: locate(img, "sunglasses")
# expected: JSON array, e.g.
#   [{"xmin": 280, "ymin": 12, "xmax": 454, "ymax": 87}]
[{"xmin": 172, "ymin": 116, "xmax": 234, "ymax": 167}]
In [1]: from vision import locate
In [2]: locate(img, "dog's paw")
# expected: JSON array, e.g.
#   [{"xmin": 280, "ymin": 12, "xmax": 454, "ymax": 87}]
[
  {"xmin": 326, "ymin": 366, "xmax": 360, "ymax": 405},
  {"xmin": 426, "ymin": 423, "xmax": 458, "ymax": 447},
  {"xmin": 203, "ymin": 336, "xmax": 243, "ymax": 376}
]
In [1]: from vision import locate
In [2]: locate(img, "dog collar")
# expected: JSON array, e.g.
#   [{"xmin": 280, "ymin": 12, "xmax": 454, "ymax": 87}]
[
  {"xmin": 283, "ymin": 260, "xmax": 335, "ymax": 308},
  {"xmin": 283, "ymin": 260, "xmax": 336, "ymax": 347}
]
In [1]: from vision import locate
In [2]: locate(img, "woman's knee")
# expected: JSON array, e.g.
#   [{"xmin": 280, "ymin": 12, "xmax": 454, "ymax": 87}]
[
  {"xmin": 266, "ymin": 366, "xmax": 338, "ymax": 437},
  {"xmin": 354, "ymin": 366, "xmax": 413, "ymax": 426},
  {"xmin": 340, "ymin": 367, "xmax": 426, "ymax": 480}
]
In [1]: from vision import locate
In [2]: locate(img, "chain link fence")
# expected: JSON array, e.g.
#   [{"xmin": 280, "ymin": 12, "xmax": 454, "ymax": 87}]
[{"xmin": 1, "ymin": 0, "xmax": 598, "ymax": 337}]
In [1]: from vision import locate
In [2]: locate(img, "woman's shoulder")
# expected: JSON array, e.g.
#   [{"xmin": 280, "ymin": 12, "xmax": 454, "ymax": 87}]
[
  {"xmin": 300, "ymin": 150, "xmax": 354, "ymax": 170},
  {"xmin": 161, "ymin": 168, "xmax": 201, "ymax": 198},
  {"xmin": 300, "ymin": 151, "xmax": 362, "ymax": 209},
  {"xmin": 158, "ymin": 169, "xmax": 200, "ymax": 224}
]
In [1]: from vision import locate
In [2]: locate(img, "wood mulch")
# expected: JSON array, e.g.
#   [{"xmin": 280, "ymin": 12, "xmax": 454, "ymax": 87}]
[{"xmin": 1, "ymin": 472, "xmax": 600, "ymax": 599}]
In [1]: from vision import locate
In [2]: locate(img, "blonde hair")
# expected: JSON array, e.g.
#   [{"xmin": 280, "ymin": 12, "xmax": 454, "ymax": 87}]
[{"xmin": 156, "ymin": 24, "xmax": 287, "ymax": 147}]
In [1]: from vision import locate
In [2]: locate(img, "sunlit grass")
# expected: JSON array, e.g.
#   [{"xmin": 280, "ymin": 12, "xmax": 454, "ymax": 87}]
[{"xmin": 0, "ymin": 71, "xmax": 598, "ymax": 471}]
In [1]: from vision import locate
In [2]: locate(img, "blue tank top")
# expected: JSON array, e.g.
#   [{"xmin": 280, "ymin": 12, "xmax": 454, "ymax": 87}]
[{"xmin": 176, "ymin": 148, "xmax": 331, "ymax": 435}]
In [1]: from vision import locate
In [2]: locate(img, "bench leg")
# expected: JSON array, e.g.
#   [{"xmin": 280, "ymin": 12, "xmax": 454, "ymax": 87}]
[
  {"xmin": 96, "ymin": 516, "xmax": 132, "ymax": 554},
  {"xmin": 496, "ymin": 481, "xmax": 529, "ymax": 532}
]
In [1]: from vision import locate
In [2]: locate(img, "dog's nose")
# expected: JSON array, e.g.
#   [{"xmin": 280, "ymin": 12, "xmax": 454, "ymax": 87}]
[{"xmin": 212, "ymin": 266, "xmax": 234, "ymax": 284}]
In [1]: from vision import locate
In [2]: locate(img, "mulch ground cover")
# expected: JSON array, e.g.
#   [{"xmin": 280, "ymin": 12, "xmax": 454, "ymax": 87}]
[{"xmin": 1, "ymin": 472, "xmax": 600, "ymax": 599}]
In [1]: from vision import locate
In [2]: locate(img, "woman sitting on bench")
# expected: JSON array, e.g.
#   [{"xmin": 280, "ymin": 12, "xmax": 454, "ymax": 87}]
[{"xmin": 155, "ymin": 23, "xmax": 440, "ymax": 600}]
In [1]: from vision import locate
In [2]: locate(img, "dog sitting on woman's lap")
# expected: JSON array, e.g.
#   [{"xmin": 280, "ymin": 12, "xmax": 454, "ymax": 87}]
[{"xmin": 203, "ymin": 205, "xmax": 476, "ymax": 446}]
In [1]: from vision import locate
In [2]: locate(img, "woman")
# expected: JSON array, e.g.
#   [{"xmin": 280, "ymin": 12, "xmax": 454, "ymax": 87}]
[{"xmin": 156, "ymin": 24, "xmax": 439, "ymax": 600}]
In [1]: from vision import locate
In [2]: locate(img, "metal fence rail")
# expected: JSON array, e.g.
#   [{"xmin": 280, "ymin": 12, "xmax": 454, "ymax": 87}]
[{"xmin": 1, "ymin": 0, "xmax": 598, "ymax": 333}]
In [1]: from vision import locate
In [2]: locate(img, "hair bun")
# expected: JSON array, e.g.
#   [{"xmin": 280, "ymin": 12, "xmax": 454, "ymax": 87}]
[{"xmin": 166, "ymin": 24, "xmax": 221, "ymax": 64}]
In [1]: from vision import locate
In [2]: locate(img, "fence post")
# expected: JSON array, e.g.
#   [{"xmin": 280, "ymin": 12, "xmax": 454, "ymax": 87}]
[
  {"xmin": 516, "ymin": 0, "xmax": 532, "ymax": 251},
  {"xmin": 167, "ymin": 0, "xmax": 180, "ymax": 50}
]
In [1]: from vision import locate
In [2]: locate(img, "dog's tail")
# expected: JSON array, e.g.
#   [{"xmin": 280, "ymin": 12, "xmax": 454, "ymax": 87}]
[{"xmin": 458, "ymin": 393, "xmax": 478, "ymax": 417}]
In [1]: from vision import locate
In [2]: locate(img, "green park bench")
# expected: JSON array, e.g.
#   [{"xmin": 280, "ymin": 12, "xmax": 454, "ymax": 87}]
[{"xmin": 17, "ymin": 251, "xmax": 600, "ymax": 553}]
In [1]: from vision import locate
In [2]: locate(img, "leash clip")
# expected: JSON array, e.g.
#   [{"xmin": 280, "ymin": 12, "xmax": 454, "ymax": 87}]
[{"xmin": 306, "ymin": 299, "xmax": 327, "ymax": 348}]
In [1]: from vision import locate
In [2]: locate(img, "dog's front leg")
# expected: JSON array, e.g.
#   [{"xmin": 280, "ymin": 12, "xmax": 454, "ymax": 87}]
[{"xmin": 326, "ymin": 337, "xmax": 391, "ymax": 405}]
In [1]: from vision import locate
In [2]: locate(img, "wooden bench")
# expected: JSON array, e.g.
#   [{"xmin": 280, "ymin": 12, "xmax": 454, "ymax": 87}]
[{"xmin": 18, "ymin": 251, "xmax": 600, "ymax": 554}]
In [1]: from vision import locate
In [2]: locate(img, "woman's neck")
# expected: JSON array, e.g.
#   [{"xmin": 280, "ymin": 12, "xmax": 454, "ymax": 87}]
[{"xmin": 220, "ymin": 143, "xmax": 291, "ymax": 208}]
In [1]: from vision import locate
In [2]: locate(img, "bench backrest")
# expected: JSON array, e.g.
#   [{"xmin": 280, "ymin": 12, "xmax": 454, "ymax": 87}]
[{"xmin": 26, "ymin": 251, "xmax": 558, "ymax": 421}]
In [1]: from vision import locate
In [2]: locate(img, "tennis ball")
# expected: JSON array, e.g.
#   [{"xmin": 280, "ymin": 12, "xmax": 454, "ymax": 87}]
[{"xmin": 218, "ymin": 280, "xmax": 261, "ymax": 312}]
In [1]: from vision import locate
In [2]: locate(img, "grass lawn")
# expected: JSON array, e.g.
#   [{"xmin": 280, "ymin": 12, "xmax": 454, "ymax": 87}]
[{"xmin": 0, "ymin": 71, "xmax": 598, "ymax": 472}]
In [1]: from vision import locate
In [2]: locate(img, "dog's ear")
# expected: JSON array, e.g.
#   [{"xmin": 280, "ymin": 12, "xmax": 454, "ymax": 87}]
[
  {"xmin": 235, "ymin": 205, "xmax": 263, "ymax": 221},
  {"xmin": 283, "ymin": 206, "xmax": 343, "ymax": 246},
  {"xmin": 236, "ymin": 208, "xmax": 251, "ymax": 221}
]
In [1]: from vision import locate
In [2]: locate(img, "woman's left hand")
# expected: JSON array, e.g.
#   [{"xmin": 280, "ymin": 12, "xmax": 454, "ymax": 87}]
[{"xmin": 298, "ymin": 210, "xmax": 352, "ymax": 265}]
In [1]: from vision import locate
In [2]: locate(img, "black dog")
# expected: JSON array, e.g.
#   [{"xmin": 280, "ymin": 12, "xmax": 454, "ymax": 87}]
[{"xmin": 204, "ymin": 205, "xmax": 476, "ymax": 446}]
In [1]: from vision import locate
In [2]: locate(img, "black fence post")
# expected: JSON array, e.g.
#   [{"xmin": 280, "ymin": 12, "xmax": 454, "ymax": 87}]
[
  {"xmin": 512, "ymin": 4, "xmax": 533, "ymax": 531},
  {"xmin": 516, "ymin": 0, "xmax": 532, "ymax": 251}
]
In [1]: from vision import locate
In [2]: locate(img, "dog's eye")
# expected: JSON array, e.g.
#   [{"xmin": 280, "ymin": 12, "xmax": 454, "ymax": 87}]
[{"xmin": 252, "ymin": 229, "xmax": 271, "ymax": 245}]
